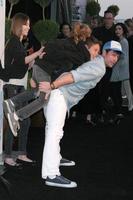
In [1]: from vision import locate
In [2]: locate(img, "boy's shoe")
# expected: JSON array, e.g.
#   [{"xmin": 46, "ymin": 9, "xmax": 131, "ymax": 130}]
[
  {"xmin": 60, "ymin": 158, "xmax": 75, "ymax": 166},
  {"xmin": 7, "ymin": 112, "xmax": 20, "ymax": 137},
  {"xmin": 3, "ymin": 99, "xmax": 15, "ymax": 117},
  {"xmin": 45, "ymin": 175, "xmax": 77, "ymax": 188}
]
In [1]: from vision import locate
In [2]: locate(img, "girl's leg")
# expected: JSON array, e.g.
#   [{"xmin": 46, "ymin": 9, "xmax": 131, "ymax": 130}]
[{"xmin": 16, "ymin": 92, "xmax": 46, "ymax": 120}]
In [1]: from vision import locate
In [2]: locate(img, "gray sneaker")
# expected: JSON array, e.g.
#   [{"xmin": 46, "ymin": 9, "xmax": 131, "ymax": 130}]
[
  {"xmin": 45, "ymin": 175, "xmax": 77, "ymax": 188},
  {"xmin": 60, "ymin": 158, "xmax": 75, "ymax": 166},
  {"xmin": 3, "ymin": 99, "xmax": 15, "ymax": 117},
  {"xmin": 7, "ymin": 112, "xmax": 20, "ymax": 137}
]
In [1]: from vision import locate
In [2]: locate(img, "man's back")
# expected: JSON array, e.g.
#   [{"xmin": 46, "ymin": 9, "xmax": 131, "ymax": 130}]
[{"xmin": 60, "ymin": 55, "xmax": 106, "ymax": 109}]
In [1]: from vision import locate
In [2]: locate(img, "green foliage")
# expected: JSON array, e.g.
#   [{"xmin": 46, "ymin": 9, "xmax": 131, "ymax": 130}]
[
  {"xmin": 33, "ymin": 0, "xmax": 52, "ymax": 8},
  {"xmin": 5, "ymin": 18, "xmax": 11, "ymax": 41},
  {"xmin": 86, "ymin": 0, "xmax": 101, "ymax": 17},
  {"xmin": 33, "ymin": 20, "xmax": 59, "ymax": 43},
  {"xmin": 107, "ymin": 5, "xmax": 120, "ymax": 17},
  {"xmin": 8, "ymin": 0, "xmax": 19, "ymax": 4},
  {"xmin": 33, "ymin": 0, "xmax": 52, "ymax": 19},
  {"xmin": 8, "ymin": 0, "xmax": 20, "ymax": 19}
]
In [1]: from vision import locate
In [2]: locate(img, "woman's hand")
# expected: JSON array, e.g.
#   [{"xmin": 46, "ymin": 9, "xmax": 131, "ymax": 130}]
[
  {"xmin": 37, "ymin": 46, "xmax": 45, "ymax": 56},
  {"xmin": 30, "ymin": 78, "xmax": 37, "ymax": 88}
]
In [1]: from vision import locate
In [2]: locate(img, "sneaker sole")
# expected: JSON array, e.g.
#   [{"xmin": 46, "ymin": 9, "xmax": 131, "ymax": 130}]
[
  {"xmin": 7, "ymin": 113, "xmax": 18, "ymax": 137},
  {"xmin": 3, "ymin": 100, "xmax": 14, "ymax": 116},
  {"xmin": 60, "ymin": 161, "xmax": 75, "ymax": 167},
  {"xmin": 45, "ymin": 181, "xmax": 77, "ymax": 188}
]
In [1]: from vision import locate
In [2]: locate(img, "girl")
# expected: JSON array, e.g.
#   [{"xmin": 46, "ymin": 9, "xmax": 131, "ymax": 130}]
[
  {"xmin": 110, "ymin": 23, "xmax": 133, "ymax": 118},
  {"xmin": 3, "ymin": 13, "xmax": 44, "ymax": 167}
]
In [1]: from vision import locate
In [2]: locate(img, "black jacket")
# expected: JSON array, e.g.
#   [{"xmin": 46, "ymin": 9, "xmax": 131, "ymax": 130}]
[
  {"xmin": 35, "ymin": 38, "xmax": 90, "ymax": 77},
  {"xmin": 92, "ymin": 25, "xmax": 115, "ymax": 46},
  {"xmin": 0, "ymin": 35, "xmax": 28, "ymax": 82}
]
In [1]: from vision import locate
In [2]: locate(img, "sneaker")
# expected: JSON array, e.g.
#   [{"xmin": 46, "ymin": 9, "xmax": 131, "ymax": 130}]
[
  {"xmin": 60, "ymin": 158, "xmax": 75, "ymax": 166},
  {"xmin": 3, "ymin": 99, "xmax": 15, "ymax": 116},
  {"xmin": 7, "ymin": 112, "xmax": 20, "ymax": 137},
  {"xmin": 45, "ymin": 175, "xmax": 77, "ymax": 188}
]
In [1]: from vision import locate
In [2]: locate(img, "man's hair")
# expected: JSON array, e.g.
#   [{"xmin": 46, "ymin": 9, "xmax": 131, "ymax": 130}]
[{"xmin": 104, "ymin": 10, "xmax": 114, "ymax": 17}]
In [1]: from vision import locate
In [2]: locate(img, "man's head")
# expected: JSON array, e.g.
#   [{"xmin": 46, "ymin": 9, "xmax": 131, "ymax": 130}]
[
  {"xmin": 103, "ymin": 10, "xmax": 114, "ymax": 29},
  {"xmin": 102, "ymin": 40, "xmax": 123, "ymax": 67}
]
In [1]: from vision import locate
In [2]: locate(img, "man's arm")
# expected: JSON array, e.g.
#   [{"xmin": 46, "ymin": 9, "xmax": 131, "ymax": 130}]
[{"xmin": 39, "ymin": 72, "xmax": 74, "ymax": 93}]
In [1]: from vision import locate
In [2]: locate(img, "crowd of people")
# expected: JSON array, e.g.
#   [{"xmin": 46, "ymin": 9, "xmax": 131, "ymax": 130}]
[{"xmin": 0, "ymin": 9, "xmax": 133, "ymax": 188}]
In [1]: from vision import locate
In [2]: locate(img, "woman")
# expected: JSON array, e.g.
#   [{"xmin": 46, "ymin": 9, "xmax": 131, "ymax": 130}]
[
  {"xmin": 110, "ymin": 23, "xmax": 133, "ymax": 117},
  {"xmin": 57, "ymin": 22, "xmax": 71, "ymax": 39},
  {"xmin": 3, "ymin": 12, "xmax": 44, "ymax": 167}
]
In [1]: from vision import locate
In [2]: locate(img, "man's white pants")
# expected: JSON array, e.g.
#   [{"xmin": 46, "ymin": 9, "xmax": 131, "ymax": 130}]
[{"xmin": 42, "ymin": 89, "xmax": 67, "ymax": 178}]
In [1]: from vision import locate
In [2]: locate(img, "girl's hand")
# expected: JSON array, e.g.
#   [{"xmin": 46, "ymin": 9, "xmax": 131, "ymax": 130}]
[
  {"xmin": 30, "ymin": 78, "xmax": 37, "ymax": 88},
  {"xmin": 28, "ymin": 60, "xmax": 35, "ymax": 69}
]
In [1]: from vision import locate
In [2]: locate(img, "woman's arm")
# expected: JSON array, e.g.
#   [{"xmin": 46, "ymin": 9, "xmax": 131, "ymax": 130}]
[{"xmin": 25, "ymin": 46, "xmax": 45, "ymax": 64}]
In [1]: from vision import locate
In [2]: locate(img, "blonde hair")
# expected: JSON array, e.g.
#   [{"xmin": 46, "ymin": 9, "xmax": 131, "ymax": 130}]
[
  {"xmin": 71, "ymin": 22, "xmax": 92, "ymax": 43},
  {"xmin": 11, "ymin": 12, "xmax": 30, "ymax": 37}
]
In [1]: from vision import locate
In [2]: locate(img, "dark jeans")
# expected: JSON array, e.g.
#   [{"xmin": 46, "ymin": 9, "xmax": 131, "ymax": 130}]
[
  {"xmin": 11, "ymin": 89, "xmax": 46, "ymax": 120},
  {"xmin": 3, "ymin": 84, "xmax": 31, "ymax": 157},
  {"xmin": 7, "ymin": 64, "xmax": 51, "ymax": 120}
]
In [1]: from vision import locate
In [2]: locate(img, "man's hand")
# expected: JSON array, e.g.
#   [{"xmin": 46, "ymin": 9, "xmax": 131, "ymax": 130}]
[{"xmin": 39, "ymin": 81, "xmax": 51, "ymax": 91}]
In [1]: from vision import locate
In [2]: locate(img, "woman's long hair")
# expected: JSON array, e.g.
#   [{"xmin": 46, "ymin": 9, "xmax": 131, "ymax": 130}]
[
  {"xmin": 71, "ymin": 22, "xmax": 92, "ymax": 43},
  {"xmin": 10, "ymin": 12, "xmax": 30, "ymax": 38}
]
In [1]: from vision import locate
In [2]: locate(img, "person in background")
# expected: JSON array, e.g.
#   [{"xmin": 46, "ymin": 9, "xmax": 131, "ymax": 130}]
[
  {"xmin": 57, "ymin": 22, "xmax": 72, "ymax": 39},
  {"xmin": 125, "ymin": 19, "xmax": 133, "ymax": 94},
  {"xmin": 89, "ymin": 15, "xmax": 99, "ymax": 30},
  {"xmin": 3, "ymin": 12, "xmax": 44, "ymax": 167},
  {"xmin": 92, "ymin": 10, "xmax": 115, "ymax": 47},
  {"xmin": 90, "ymin": 10, "xmax": 115, "ymax": 123},
  {"xmin": 110, "ymin": 23, "xmax": 133, "ymax": 118}
]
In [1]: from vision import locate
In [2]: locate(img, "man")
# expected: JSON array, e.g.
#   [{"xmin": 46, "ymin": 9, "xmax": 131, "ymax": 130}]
[
  {"xmin": 92, "ymin": 10, "xmax": 116, "ymax": 123},
  {"xmin": 92, "ymin": 10, "xmax": 115, "ymax": 46},
  {"xmin": 39, "ymin": 41, "xmax": 123, "ymax": 188}
]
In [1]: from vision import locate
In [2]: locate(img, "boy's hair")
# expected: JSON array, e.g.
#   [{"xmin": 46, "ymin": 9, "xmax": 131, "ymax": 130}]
[
  {"xmin": 86, "ymin": 36, "xmax": 102, "ymax": 48},
  {"xmin": 11, "ymin": 12, "xmax": 30, "ymax": 37}
]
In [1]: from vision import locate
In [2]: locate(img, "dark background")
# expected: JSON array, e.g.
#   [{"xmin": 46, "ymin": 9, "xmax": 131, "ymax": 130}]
[{"xmin": 6, "ymin": 0, "xmax": 51, "ymax": 24}]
